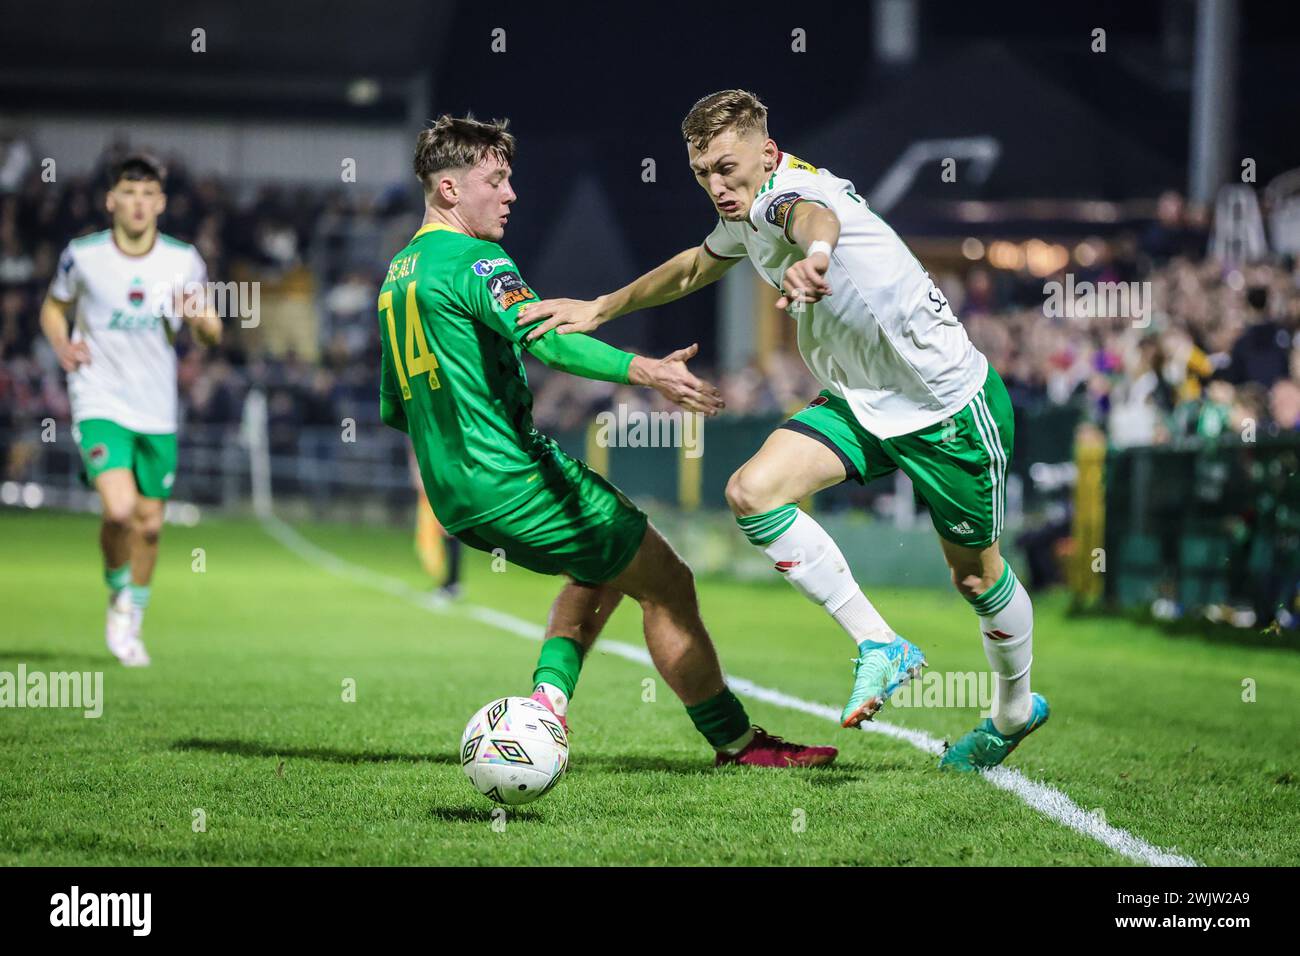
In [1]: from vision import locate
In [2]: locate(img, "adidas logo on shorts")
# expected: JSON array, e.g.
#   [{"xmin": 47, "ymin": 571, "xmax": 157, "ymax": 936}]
[{"xmin": 949, "ymin": 521, "xmax": 975, "ymax": 536}]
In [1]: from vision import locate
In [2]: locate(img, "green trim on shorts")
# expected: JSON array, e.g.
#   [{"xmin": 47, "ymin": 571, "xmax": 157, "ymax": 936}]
[
  {"xmin": 784, "ymin": 365, "xmax": 1014, "ymax": 548},
  {"xmin": 75, "ymin": 419, "xmax": 178, "ymax": 499},
  {"xmin": 453, "ymin": 446, "xmax": 648, "ymax": 585}
]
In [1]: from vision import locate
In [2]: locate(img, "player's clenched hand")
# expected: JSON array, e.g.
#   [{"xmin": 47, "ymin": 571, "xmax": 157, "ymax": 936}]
[
  {"xmin": 629, "ymin": 343, "xmax": 725, "ymax": 417},
  {"xmin": 775, "ymin": 252, "xmax": 832, "ymax": 310},
  {"xmin": 55, "ymin": 340, "xmax": 91, "ymax": 373},
  {"xmin": 517, "ymin": 297, "xmax": 605, "ymax": 342}
]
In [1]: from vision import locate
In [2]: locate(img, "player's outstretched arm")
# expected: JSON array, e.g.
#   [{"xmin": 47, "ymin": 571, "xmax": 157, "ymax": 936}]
[
  {"xmin": 776, "ymin": 202, "xmax": 841, "ymax": 310},
  {"xmin": 39, "ymin": 294, "xmax": 90, "ymax": 373},
  {"xmin": 517, "ymin": 244, "xmax": 738, "ymax": 342},
  {"xmin": 627, "ymin": 343, "xmax": 724, "ymax": 416},
  {"xmin": 528, "ymin": 331, "xmax": 724, "ymax": 416}
]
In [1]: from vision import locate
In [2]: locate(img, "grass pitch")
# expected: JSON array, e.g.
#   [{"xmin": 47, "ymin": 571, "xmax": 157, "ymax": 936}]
[{"xmin": 1, "ymin": 510, "xmax": 1297, "ymax": 866}]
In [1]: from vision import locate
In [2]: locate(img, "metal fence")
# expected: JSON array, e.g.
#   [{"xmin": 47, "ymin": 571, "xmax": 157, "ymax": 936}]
[
  {"xmin": 2, "ymin": 397, "xmax": 1089, "ymax": 517},
  {"xmin": 1102, "ymin": 436, "xmax": 1300, "ymax": 625}
]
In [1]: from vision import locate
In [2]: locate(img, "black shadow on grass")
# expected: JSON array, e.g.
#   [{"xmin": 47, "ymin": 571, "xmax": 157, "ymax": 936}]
[
  {"xmin": 427, "ymin": 805, "xmax": 541, "ymax": 823},
  {"xmin": 171, "ymin": 738, "xmax": 878, "ymax": 780},
  {"xmin": 171, "ymin": 737, "xmax": 457, "ymax": 765},
  {"xmin": 0, "ymin": 649, "xmax": 114, "ymax": 666}
]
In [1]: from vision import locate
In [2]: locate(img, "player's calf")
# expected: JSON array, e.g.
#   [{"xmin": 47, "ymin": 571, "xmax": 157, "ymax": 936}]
[
  {"xmin": 613, "ymin": 524, "xmax": 837, "ymax": 766},
  {"xmin": 531, "ymin": 582, "xmax": 624, "ymax": 731},
  {"xmin": 942, "ymin": 540, "xmax": 1036, "ymax": 736},
  {"xmin": 727, "ymin": 429, "xmax": 896, "ymax": 653}
]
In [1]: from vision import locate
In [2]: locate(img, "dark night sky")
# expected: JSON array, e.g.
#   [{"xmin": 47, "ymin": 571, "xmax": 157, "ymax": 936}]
[{"xmin": 4, "ymin": 0, "xmax": 1299, "ymax": 357}]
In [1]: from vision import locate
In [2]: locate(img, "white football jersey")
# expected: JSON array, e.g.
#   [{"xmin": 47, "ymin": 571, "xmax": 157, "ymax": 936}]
[
  {"xmin": 49, "ymin": 230, "xmax": 207, "ymax": 434},
  {"xmin": 704, "ymin": 151, "xmax": 987, "ymax": 439}
]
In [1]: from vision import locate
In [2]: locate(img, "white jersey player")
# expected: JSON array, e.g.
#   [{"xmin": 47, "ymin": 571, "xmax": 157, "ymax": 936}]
[
  {"xmin": 702, "ymin": 152, "xmax": 988, "ymax": 439},
  {"xmin": 40, "ymin": 154, "xmax": 222, "ymax": 666},
  {"xmin": 518, "ymin": 90, "xmax": 1048, "ymax": 773}
]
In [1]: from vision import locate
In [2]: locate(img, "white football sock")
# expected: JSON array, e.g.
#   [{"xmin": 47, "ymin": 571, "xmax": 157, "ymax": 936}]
[
  {"xmin": 718, "ymin": 726, "xmax": 756, "ymax": 754},
  {"xmin": 754, "ymin": 508, "xmax": 894, "ymax": 647},
  {"xmin": 973, "ymin": 564, "xmax": 1034, "ymax": 735},
  {"xmin": 535, "ymin": 682, "xmax": 570, "ymax": 717}
]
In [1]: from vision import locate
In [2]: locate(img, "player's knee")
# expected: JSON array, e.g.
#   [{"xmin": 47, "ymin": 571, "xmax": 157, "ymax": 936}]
[
  {"xmin": 102, "ymin": 501, "xmax": 135, "ymax": 529},
  {"xmin": 137, "ymin": 518, "xmax": 163, "ymax": 545},
  {"xmin": 725, "ymin": 465, "xmax": 783, "ymax": 516}
]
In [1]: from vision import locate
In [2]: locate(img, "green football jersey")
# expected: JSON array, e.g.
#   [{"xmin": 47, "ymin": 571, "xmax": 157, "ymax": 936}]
[{"xmin": 378, "ymin": 221, "xmax": 556, "ymax": 533}]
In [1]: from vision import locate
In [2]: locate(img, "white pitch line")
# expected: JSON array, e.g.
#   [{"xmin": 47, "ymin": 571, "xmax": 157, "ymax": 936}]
[{"xmin": 262, "ymin": 515, "xmax": 1198, "ymax": 867}]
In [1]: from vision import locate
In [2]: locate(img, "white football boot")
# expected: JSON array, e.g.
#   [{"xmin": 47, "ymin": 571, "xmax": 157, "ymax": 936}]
[
  {"xmin": 125, "ymin": 604, "xmax": 151, "ymax": 667},
  {"xmin": 105, "ymin": 590, "xmax": 150, "ymax": 667}
]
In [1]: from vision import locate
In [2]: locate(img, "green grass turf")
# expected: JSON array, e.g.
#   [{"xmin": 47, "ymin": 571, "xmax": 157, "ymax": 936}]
[{"xmin": 0, "ymin": 509, "xmax": 1297, "ymax": 866}]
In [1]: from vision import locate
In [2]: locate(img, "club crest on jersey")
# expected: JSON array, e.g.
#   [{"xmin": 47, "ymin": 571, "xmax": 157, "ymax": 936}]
[
  {"xmin": 487, "ymin": 271, "xmax": 536, "ymax": 311},
  {"xmin": 765, "ymin": 191, "xmax": 802, "ymax": 229},
  {"xmin": 472, "ymin": 257, "xmax": 512, "ymax": 276},
  {"xmin": 127, "ymin": 278, "xmax": 146, "ymax": 309}
]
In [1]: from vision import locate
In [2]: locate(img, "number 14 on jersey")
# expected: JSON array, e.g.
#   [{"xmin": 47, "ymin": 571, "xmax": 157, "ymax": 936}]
[{"xmin": 380, "ymin": 282, "xmax": 441, "ymax": 398}]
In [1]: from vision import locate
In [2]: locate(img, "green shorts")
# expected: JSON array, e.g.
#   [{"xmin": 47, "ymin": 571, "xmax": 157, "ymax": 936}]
[
  {"xmin": 785, "ymin": 365, "xmax": 1014, "ymax": 548},
  {"xmin": 75, "ymin": 419, "xmax": 178, "ymax": 500},
  {"xmin": 455, "ymin": 446, "xmax": 648, "ymax": 585}
]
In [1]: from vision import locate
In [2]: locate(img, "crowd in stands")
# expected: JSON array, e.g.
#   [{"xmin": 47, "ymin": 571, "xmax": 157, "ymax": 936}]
[
  {"xmin": 963, "ymin": 192, "xmax": 1300, "ymax": 449},
  {"xmin": 3, "ymin": 138, "xmax": 1298, "ymax": 460}
]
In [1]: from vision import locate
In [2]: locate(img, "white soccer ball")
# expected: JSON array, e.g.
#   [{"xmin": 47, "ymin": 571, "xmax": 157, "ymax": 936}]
[{"xmin": 460, "ymin": 696, "xmax": 569, "ymax": 805}]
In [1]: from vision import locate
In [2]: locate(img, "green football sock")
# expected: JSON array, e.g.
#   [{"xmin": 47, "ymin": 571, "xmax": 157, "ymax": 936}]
[
  {"xmin": 532, "ymin": 636, "xmax": 584, "ymax": 700},
  {"xmin": 966, "ymin": 560, "xmax": 1019, "ymax": 617},
  {"xmin": 735, "ymin": 504, "xmax": 799, "ymax": 546},
  {"xmin": 105, "ymin": 563, "xmax": 131, "ymax": 594},
  {"xmin": 128, "ymin": 584, "xmax": 151, "ymax": 610},
  {"xmin": 685, "ymin": 687, "xmax": 751, "ymax": 749}
]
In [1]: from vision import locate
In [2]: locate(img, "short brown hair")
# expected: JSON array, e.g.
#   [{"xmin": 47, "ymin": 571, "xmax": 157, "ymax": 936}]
[
  {"xmin": 681, "ymin": 89, "xmax": 769, "ymax": 150},
  {"xmin": 413, "ymin": 114, "xmax": 516, "ymax": 192},
  {"xmin": 109, "ymin": 153, "xmax": 166, "ymax": 190}
]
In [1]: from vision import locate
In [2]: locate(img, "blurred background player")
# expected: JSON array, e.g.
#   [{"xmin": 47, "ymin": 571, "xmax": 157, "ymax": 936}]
[
  {"xmin": 380, "ymin": 115, "xmax": 836, "ymax": 767},
  {"xmin": 409, "ymin": 447, "xmax": 463, "ymax": 599},
  {"xmin": 520, "ymin": 90, "xmax": 1047, "ymax": 771},
  {"xmin": 39, "ymin": 154, "xmax": 222, "ymax": 666}
]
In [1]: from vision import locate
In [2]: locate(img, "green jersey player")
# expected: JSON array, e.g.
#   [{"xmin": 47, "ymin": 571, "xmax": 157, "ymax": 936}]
[
  {"xmin": 379, "ymin": 115, "xmax": 836, "ymax": 768},
  {"xmin": 518, "ymin": 91, "xmax": 1049, "ymax": 772},
  {"xmin": 40, "ymin": 154, "xmax": 222, "ymax": 667}
]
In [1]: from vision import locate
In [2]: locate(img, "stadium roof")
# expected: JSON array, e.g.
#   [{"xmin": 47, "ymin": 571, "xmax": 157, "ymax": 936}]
[{"xmin": 797, "ymin": 43, "xmax": 1184, "ymax": 213}]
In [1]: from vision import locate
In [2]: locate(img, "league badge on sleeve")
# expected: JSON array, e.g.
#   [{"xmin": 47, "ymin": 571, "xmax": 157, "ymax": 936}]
[
  {"xmin": 472, "ymin": 257, "xmax": 513, "ymax": 276},
  {"xmin": 765, "ymin": 191, "xmax": 803, "ymax": 229},
  {"xmin": 487, "ymin": 271, "xmax": 537, "ymax": 312}
]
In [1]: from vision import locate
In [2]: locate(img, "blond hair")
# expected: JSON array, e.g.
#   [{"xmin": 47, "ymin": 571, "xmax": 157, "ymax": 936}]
[{"xmin": 681, "ymin": 89, "xmax": 769, "ymax": 150}]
